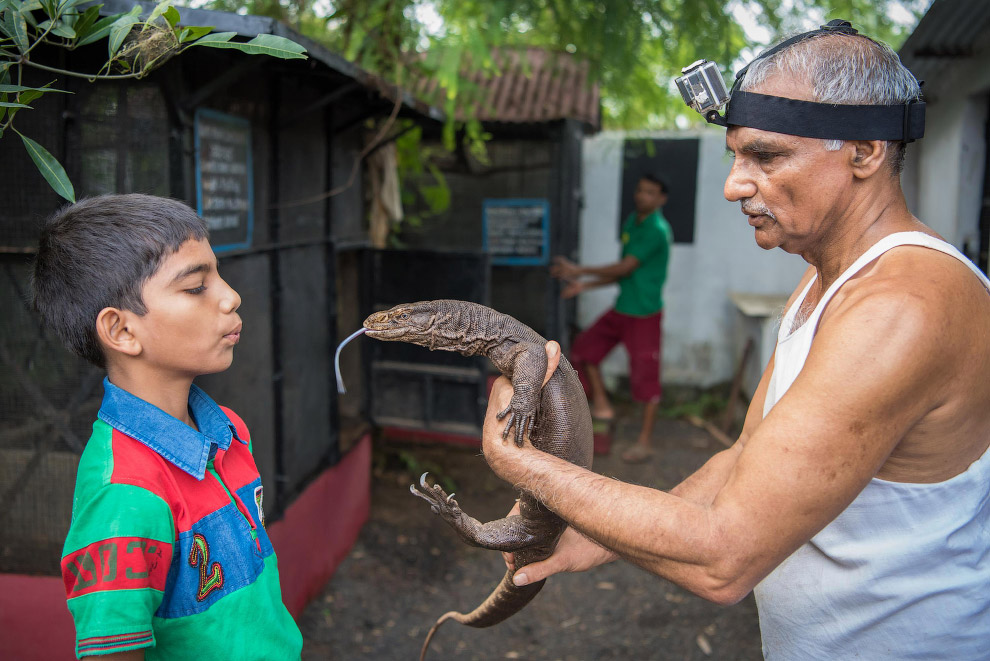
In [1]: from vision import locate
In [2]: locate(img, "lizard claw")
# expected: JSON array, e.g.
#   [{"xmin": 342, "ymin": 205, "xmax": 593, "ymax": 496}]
[
  {"xmin": 410, "ymin": 473, "xmax": 462, "ymax": 523},
  {"xmin": 499, "ymin": 410, "xmax": 538, "ymax": 445},
  {"xmin": 496, "ymin": 405, "xmax": 511, "ymax": 421}
]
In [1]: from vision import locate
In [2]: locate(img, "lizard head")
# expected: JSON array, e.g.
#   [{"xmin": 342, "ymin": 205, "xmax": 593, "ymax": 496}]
[{"xmin": 363, "ymin": 301, "xmax": 438, "ymax": 346}]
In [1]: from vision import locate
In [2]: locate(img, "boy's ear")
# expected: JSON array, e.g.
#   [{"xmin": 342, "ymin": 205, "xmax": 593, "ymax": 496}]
[{"xmin": 95, "ymin": 307, "xmax": 142, "ymax": 358}]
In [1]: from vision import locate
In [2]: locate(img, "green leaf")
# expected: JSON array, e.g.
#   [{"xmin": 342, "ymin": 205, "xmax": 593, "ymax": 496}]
[
  {"xmin": 189, "ymin": 30, "xmax": 235, "ymax": 46},
  {"xmin": 163, "ymin": 5, "xmax": 179, "ymax": 28},
  {"xmin": 241, "ymin": 33, "xmax": 307, "ymax": 59},
  {"xmin": 178, "ymin": 24, "xmax": 212, "ymax": 43},
  {"xmin": 70, "ymin": 5, "xmax": 102, "ymax": 38},
  {"xmin": 0, "ymin": 100, "xmax": 30, "ymax": 107},
  {"xmin": 191, "ymin": 32, "xmax": 307, "ymax": 60},
  {"xmin": 50, "ymin": 20, "xmax": 76, "ymax": 38},
  {"xmin": 6, "ymin": 4, "xmax": 28, "ymax": 53},
  {"xmin": 143, "ymin": 0, "xmax": 171, "ymax": 31},
  {"xmin": 107, "ymin": 13, "xmax": 139, "ymax": 59},
  {"xmin": 17, "ymin": 88, "xmax": 43, "ymax": 104},
  {"xmin": 76, "ymin": 10, "xmax": 126, "ymax": 47},
  {"xmin": 69, "ymin": 5, "xmax": 101, "ymax": 41},
  {"xmin": 57, "ymin": 0, "xmax": 92, "ymax": 11},
  {"xmin": 16, "ymin": 130, "xmax": 75, "ymax": 202}
]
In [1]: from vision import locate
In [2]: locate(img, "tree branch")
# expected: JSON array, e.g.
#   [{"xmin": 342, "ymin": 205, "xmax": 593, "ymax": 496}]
[{"xmin": 20, "ymin": 59, "xmax": 149, "ymax": 80}]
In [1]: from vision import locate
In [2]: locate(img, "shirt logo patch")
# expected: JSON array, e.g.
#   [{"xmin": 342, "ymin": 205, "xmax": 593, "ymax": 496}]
[
  {"xmin": 254, "ymin": 485, "xmax": 265, "ymax": 527},
  {"xmin": 62, "ymin": 537, "xmax": 171, "ymax": 597},
  {"xmin": 188, "ymin": 532, "xmax": 224, "ymax": 601}
]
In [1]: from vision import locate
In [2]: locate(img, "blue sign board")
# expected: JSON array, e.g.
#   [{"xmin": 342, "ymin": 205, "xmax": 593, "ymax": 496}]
[
  {"xmin": 482, "ymin": 198, "xmax": 550, "ymax": 266},
  {"xmin": 194, "ymin": 108, "xmax": 254, "ymax": 252}
]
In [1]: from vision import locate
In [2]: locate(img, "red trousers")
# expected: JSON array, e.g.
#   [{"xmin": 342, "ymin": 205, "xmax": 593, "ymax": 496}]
[{"xmin": 570, "ymin": 309, "xmax": 662, "ymax": 403}]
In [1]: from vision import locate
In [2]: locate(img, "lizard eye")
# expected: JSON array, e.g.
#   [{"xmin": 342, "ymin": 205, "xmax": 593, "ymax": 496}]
[{"xmin": 399, "ymin": 313, "xmax": 409, "ymax": 320}]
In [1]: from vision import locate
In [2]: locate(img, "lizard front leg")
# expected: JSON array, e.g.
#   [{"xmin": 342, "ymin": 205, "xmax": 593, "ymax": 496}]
[
  {"xmin": 495, "ymin": 342, "xmax": 549, "ymax": 445},
  {"xmin": 410, "ymin": 474, "xmax": 540, "ymax": 551}
]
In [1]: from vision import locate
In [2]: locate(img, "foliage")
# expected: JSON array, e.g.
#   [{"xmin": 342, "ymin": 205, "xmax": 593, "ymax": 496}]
[
  {"xmin": 193, "ymin": 0, "xmax": 931, "ymax": 130},
  {"xmin": 0, "ymin": 0, "xmax": 307, "ymax": 201},
  {"xmin": 191, "ymin": 0, "xmax": 929, "ymax": 239}
]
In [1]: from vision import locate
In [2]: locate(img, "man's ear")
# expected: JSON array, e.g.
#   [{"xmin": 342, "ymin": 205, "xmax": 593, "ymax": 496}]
[
  {"xmin": 849, "ymin": 140, "xmax": 887, "ymax": 179},
  {"xmin": 95, "ymin": 307, "xmax": 142, "ymax": 358}
]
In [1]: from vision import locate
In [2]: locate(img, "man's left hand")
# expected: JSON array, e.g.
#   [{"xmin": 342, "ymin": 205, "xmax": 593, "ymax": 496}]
[{"xmin": 483, "ymin": 341, "xmax": 560, "ymax": 479}]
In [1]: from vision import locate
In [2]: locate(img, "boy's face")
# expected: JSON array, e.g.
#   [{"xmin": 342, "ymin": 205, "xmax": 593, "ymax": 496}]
[{"xmin": 130, "ymin": 237, "xmax": 242, "ymax": 378}]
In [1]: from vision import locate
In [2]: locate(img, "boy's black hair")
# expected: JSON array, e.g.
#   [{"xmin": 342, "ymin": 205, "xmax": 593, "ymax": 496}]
[
  {"xmin": 32, "ymin": 194, "xmax": 209, "ymax": 369},
  {"xmin": 639, "ymin": 172, "xmax": 669, "ymax": 194}
]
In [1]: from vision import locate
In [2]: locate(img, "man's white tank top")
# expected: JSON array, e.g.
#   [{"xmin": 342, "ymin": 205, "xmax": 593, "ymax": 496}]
[{"xmin": 756, "ymin": 232, "xmax": 990, "ymax": 660}]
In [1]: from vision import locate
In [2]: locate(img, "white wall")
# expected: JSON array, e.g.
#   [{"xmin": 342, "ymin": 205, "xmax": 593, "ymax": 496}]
[
  {"xmin": 577, "ymin": 130, "xmax": 808, "ymax": 391},
  {"xmin": 907, "ymin": 52, "xmax": 989, "ymax": 256}
]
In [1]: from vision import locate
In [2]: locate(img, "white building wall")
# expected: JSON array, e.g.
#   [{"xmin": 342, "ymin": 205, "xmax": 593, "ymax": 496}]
[
  {"xmin": 907, "ymin": 52, "xmax": 989, "ymax": 259},
  {"xmin": 577, "ymin": 130, "xmax": 808, "ymax": 392}
]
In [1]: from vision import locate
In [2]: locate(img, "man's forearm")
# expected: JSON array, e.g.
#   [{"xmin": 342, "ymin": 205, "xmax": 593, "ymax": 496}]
[
  {"xmin": 581, "ymin": 275, "xmax": 619, "ymax": 288},
  {"xmin": 493, "ymin": 446, "xmax": 743, "ymax": 603},
  {"xmin": 670, "ymin": 444, "xmax": 743, "ymax": 506},
  {"xmin": 581, "ymin": 262, "xmax": 633, "ymax": 280}
]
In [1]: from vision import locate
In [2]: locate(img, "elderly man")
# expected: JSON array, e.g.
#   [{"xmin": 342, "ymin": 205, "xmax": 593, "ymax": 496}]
[{"xmin": 484, "ymin": 21, "xmax": 990, "ymax": 659}]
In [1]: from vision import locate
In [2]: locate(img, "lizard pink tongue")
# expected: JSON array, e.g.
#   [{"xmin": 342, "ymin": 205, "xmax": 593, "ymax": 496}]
[{"xmin": 334, "ymin": 327, "xmax": 367, "ymax": 394}]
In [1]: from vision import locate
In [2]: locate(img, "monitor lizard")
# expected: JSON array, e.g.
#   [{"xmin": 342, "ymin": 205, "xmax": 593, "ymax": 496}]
[{"xmin": 362, "ymin": 299, "xmax": 594, "ymax": 660}]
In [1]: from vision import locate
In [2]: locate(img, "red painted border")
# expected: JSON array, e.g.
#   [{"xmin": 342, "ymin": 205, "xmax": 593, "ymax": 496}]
[
  {"xmin": 268, "ymin": 433, "xmax": 371, "ymax": 616},
  {"xmin": 381, "ymin": 425, "xmax": 482, "ymax": 448},
  {"xmin": 0, "ymin": 434, "xmax": 372, "ymax": 658}
]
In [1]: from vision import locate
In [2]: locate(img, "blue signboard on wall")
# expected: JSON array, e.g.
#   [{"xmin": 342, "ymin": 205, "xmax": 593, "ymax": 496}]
[
  {"xmin": 482, "ymin": 198, "xmax": 550, "ymax": 266},
  {"xmin": 194, "ymin": 108, "xmax": 254, "ymax": 252}
]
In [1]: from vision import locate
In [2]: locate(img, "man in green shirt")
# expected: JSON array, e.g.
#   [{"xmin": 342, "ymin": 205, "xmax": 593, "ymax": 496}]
[{"xmin": 551, "ymin": 173, "xmax": 673, "ymax": 462}]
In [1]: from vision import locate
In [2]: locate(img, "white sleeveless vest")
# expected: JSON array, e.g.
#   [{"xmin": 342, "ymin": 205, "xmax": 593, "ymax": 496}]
[{"xmin": 756, "ymin": 232, "xmax": 990, "ymax": 660}]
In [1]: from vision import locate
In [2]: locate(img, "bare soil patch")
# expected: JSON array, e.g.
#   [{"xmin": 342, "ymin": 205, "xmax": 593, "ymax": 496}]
[{"xmin": 298, "ymin": 402, "xmax": 762, "ymax": 660}]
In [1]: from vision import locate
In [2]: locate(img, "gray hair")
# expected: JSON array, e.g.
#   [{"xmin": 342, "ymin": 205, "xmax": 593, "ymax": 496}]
[{"xmin": 739, "ymin": 32, "xmax": 922, "ymax": 173}]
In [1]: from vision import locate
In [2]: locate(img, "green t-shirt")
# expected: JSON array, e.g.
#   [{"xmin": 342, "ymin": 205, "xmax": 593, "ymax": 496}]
[{"xmin": 615, "ymin": 209, "xmax": 673, "ymax": 316}]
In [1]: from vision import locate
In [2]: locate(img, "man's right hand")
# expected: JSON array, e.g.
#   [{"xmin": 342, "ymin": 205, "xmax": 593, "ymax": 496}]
[
  {"xmin": 503, "ymin": 524, "xmax": 618, "ymax": 585},
  {"xmin": 550, "ymin": 256, "xmax": 582, "ymax": 280}
]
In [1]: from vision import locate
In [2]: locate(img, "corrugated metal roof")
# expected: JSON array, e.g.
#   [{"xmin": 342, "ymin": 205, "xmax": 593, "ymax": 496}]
[
  {"xmin": 899, "ymin": 0, "xmax": 990, "ymax": 96},
  {"xmin": 414, "ymin": 48, "xmax": 601, "ymax": 130}
]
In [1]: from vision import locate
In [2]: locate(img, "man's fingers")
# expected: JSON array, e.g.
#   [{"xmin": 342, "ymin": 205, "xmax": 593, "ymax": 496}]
[
  {"xmin": 542, "ymin": 341, "xmax": 561, "ymax": 387},
  {"xmin": 512, "ymin": 556, "xmax": 558, "ymax": 586}
]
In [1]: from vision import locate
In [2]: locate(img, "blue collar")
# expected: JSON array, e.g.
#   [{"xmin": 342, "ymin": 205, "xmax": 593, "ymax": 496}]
[{"xmin": 97, "ymin": 377, "xmax": 243, "ymax": 480}]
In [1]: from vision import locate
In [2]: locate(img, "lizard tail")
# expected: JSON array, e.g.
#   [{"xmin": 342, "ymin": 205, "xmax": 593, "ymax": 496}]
[
  {"xmin": 418, "ymin": 570, "xmax": 547, "ymax": 660},
  {"xmin": 418, "ymin": 611, "xmax": 458, "ymax": 661}
]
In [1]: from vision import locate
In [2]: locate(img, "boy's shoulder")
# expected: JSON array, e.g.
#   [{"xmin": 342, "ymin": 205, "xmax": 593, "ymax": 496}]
[{"xmin": 75, "ymin": 418, "xmax": 175, "ymax": 501}]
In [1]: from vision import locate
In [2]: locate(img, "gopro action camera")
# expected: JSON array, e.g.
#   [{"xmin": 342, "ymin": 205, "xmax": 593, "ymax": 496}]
[{"xmin": 675, "ymin": 60, "xmax": 729, "ymax": 115}]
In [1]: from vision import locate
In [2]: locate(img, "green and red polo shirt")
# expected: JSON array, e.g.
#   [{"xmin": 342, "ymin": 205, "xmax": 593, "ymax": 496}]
[{"xmin": 61, "ymin": 378, "xmax": 302, "ymax": 659}]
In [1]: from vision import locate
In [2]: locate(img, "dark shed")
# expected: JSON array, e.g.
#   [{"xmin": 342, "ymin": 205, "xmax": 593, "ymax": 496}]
[{"xmin": 0, "ymin": 0, "xmax": 438, "ymax": 595}]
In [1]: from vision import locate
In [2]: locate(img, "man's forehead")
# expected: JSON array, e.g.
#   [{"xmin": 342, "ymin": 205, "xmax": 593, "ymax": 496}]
[
  {"xmin": 745, "ymin": 71, "xmax": 815, "ymax": 103},
  {"xmin": 726, "ymin": 126, "xmax": 799, "ymax": 151}
]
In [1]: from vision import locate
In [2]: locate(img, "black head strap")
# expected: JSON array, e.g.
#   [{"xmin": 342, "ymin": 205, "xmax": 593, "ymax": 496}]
[
  {"xmin": 724, "ymin": 92, "xmax": 925, "ymax": 141},
  {"xmin": 710, "ymin": 19, "xmax": 925, "ymax": 143}
]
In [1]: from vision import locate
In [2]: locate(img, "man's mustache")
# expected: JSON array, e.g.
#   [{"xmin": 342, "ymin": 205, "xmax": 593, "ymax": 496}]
[{"xmin": 741, "ymin": 201, "xmax": 776, "ymax": 220}]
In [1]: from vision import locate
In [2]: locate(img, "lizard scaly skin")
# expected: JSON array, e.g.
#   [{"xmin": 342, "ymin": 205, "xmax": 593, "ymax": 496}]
[{"xmin": 363, "ymin": 300, "xmax": 594, "ymax": 660}]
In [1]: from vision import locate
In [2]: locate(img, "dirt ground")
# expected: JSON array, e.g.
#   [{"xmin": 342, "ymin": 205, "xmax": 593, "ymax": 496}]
[{"xmin": 297, "ymin": 399, "xmax": 763, "ymax": 660}]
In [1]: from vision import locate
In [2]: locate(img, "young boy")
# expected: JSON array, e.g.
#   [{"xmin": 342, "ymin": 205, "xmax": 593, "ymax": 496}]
[{"xmin": 34, "ymin": 194, "xmax": 303, "ymax": 659}]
